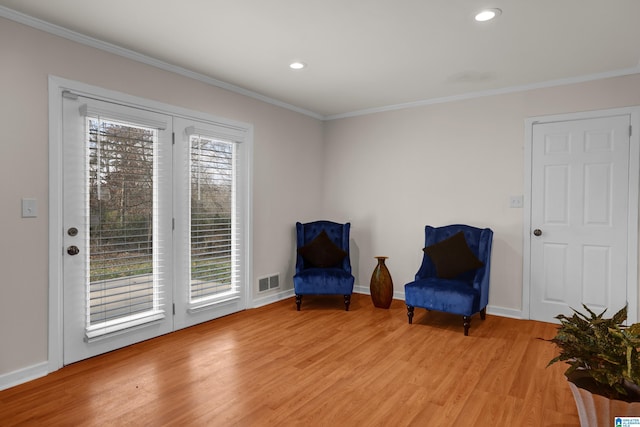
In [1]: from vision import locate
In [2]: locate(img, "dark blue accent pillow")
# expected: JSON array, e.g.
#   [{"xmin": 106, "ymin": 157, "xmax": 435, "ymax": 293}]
[
  {"xmin": 424, "ymin": 231, "xmax": 483, "ymax": 279},
  {"xmin": 298, "ymin": 230, "xmax": 347, "ymax": 268}
]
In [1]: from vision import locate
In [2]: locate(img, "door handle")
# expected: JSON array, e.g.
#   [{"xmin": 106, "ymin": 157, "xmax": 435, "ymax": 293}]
[
  {"xmin": 67, "ymin": 245, "xmax": 80, "ymax": 256},
  {"xmin": 533, "ymin": 229, "xmax": 542, "ymax": 236}
]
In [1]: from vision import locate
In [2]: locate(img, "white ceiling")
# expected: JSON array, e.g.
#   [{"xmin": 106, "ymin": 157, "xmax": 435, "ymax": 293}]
[{"xmin": 2, "ymin": 0, "xmax": 640, "ymax": 119}]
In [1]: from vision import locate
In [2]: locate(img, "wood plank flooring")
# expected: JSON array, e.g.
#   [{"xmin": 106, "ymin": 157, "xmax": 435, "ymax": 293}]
[{"xmin": 0, "ymin": 294, "xmax": 579, "ymax": 426}]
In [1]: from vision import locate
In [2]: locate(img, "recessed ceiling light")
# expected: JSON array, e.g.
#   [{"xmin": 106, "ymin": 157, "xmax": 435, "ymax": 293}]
[
  {"xmin": 289, "ymin": 61, "xmax": 306, "ymax": 70},
  {"xmin": 475, "ymin": 8, "xmax": 501, "ymax": 22}
]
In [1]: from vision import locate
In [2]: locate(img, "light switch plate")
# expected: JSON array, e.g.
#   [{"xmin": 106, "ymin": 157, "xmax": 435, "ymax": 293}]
[
  {"xmin": 22, "ymin": 198, "xmax": 37, "ymax": 218},
  {"xmin": 509, "ymin": 195, "xmax": 523, "ymax": 209}
]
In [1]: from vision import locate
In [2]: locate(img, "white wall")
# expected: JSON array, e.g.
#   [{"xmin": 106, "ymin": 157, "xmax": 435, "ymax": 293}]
[
  {"xmin": 323, "ymin": 74, "xmax": 640, "ymax": 316},
  {"xmin": 0, "ymin": 17, "xmax": 325, "ymax": 379}
]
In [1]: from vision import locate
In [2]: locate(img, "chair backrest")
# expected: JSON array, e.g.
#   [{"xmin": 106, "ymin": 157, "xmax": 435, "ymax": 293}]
[
  {"xmin": 295, "ymin": 221, "xmax": 352, "ymax": 273},
  {"xmin": 416, "ymin": 224, "xmax": 493, "ymax": 285}
]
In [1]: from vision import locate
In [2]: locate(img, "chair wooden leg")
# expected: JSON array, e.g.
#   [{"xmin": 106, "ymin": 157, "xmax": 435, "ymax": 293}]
[
  {"xmin": 480, "ymin": 307, "xmax": 487, "ymax": 320},
  {"xmin": 344, "ymin": 295, "xmax": 351, "ymax": 311},
  {"xmin": 463, "ymin": 316, "xmax": 470, "ymax": 336},
  {"xmin": 295, "ymin": 295, "xmax": 302, "ymax": 311},
  {"xmin": 407, "ymin": 305, "xmax": 415, "ymax": 324}
]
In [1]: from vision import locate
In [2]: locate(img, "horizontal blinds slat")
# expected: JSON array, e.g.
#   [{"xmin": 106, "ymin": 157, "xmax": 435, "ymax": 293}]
[
  {"xmin": 92, "ymin": 244, "xmax": 153, "ymax": 254},
  {"xmin": 90, "ymin": 287, "xmax": 154, "ymax": 303},
  {"xmin": 191, "ymin": 278, "xmax": 234, "ymax": 288},
  {"xmin": 189, "ymin": 252, "xmax": 232, "ymax": 260},
  {"xmin": 91, "ymin": 269, "xmax": 153, "ymax": 281},
  {"xmin": 192, "ymin": 229, "xmax": 232, "ymax": 236}
]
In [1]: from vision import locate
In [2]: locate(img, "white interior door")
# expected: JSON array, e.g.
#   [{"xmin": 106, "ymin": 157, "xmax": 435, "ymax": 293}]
[
  {"xmin": 530, "ymin": 115, "xmax": 631, "ymax": 323},
  {"xmin": 62, "ymin": 95, "xmax": 174, "ymax": 364}
]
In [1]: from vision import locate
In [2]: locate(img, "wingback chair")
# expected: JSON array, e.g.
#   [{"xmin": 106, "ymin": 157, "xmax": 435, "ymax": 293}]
[
  {"xmin": 404, "ymin": 224, "xmax": 493, "ymax": 335},
  {"xmin": 293, "ymin": 221, "xmax": 355, "ymax": 311}
]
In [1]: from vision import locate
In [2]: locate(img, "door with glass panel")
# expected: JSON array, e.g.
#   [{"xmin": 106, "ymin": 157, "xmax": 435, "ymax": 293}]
[
  {"xmin": 172, "ymin": 117, "xmax": 247, "ymax": 329},
  {"xmin": 62, "ymin": 95, "xmax": 174, "ymax": 364}
]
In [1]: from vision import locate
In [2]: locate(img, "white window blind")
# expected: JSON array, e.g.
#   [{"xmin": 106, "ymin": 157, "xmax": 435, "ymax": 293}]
[
  {"xmin": 189, "ymin": 132, "xmax": 240, "ymax": 309},
  {"xmin": 84, "ymin": 114, "xmax": 164, "ymax": 339}
]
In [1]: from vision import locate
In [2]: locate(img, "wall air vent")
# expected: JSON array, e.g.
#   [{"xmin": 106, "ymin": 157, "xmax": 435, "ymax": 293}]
[
  {"xmin": 258, "ymin": 274, "xmax": 280, "ymax": 292},
  {"xmin": 258, "ymin": 277, "xmax": 269, "ymax": 292},
  {"xmin": 269, "ymin": 274, "xmax": 279, "ymax": 289}
]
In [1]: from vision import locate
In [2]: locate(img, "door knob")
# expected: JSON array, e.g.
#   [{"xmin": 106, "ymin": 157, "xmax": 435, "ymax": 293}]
[
  {"xmin": 533, "ymin": 229, "xmax": 542, "ymax": 236},
  {"xmin": 67, "ymin": 245, "xmax": 80, "ymax": 256}
]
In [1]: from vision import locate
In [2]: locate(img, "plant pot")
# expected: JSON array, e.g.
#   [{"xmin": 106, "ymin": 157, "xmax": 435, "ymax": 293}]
[{"xmin": 568, "ymin": 380, "xmax": 640, "ymax": 426}]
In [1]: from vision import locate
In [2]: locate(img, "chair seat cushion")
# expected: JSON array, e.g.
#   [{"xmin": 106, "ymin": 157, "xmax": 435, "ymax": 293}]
[
  {"xmin": 294, "ymin": 268, "xmax": 354, "ymax": 295},
  {"xmin": 404, "ymin": 278, "xmax": 479, "ymax": 316}
]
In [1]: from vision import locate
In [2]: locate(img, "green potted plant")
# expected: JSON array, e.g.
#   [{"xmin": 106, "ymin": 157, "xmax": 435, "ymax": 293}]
[{"xmin": 548, "ymin": 304, "xmax": 640, "ymax": 426}]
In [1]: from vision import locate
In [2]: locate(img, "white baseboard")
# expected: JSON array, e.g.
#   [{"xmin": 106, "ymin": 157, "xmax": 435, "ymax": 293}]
[
  {"xmin": 251, "ymin": 288, "xmax": 295, "ymax": 308},
  {"xmin": 251, "ymin": 286, "xmax": 407, "ymax": 308},
  {"xmin": 353, "ymin": 284, "xmax": 369, "ymax": 295},
  {"xmin": 353, "ymin": 285, "xmax": 406, "ymax": 301},
  {"xmin": 486, "ymin": 305, "xmax": 523, "ymax": 319},
  {"xmin": 0, "ymin": 361, "xmax": 49, "ymax": 391}
]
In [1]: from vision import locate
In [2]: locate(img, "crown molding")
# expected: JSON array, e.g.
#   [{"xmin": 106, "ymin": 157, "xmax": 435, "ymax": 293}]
[
  {"xmin": 0, "ymin": 6, "xmax": 324, "ymax": 121},
  {"xmin": 325, "ymin": 66, "xmax": 640, "ymax": 120}
]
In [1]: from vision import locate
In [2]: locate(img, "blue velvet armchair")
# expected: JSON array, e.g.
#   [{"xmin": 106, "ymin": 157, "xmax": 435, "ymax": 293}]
[
  {"xmin": 404, "ymin": 224, "xmax": 493, "ymax": 335},
  {"xmin": 293, "ymin": 221, "xmax": 355, "ymax": 311}
]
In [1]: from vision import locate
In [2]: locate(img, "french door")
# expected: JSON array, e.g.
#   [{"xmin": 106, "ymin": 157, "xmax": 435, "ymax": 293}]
[{"xmin": 61, "ymin": 93, "xmax": 247, "ymax": 364}]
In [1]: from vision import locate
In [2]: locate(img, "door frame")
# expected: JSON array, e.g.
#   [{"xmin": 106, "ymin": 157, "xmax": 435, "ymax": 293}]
[
  {"xmin": 48, "ymin": 75, "xmax": 253, "ymax": 372},
  {"xmin": 523, "ymin": 106, "xmax": 640, "ymax": 323}
]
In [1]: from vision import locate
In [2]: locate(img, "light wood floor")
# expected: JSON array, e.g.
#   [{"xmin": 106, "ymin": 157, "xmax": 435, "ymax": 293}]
[{"xmin": 0, "ymin": 294, "xmax": 578, "ymax": 426}]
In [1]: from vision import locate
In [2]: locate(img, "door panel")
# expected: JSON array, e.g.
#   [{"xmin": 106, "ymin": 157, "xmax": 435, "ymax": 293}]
[
  {"xmin": 582, "ymin": 245, "xmax": 610, "ymax": 306},
  {"xmin": 62, "ymin": 96, "xmax": 173, "ymax": 364},
  {"xmin": 530, "ymin": 115, "xmax": 630, "ymax": 323},
  {"xmin": 172, "ymin": 117, "xmax": 246, "ymax": 330}
]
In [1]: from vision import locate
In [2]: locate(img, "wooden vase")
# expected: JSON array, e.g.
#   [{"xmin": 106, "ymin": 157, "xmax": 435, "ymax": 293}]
[{"xmin": 370, "ymin": 256, "xmax": 393, "ymax": 309}]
